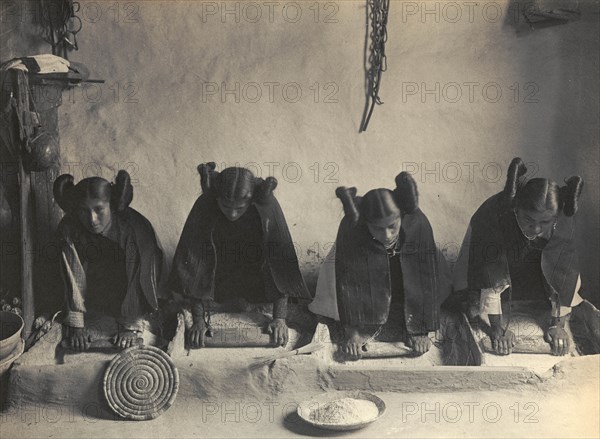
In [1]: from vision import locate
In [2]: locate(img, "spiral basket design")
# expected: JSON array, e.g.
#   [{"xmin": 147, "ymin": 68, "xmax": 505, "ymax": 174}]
[{"xmin": 103, "ymin": 345, "xmax": 179, "ymax": 421}]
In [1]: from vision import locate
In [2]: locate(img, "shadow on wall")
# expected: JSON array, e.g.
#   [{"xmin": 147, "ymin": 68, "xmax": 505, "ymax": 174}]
[
  {"xmin": 552, "ymin": 2, "xmax": 600, "ymax": 308},
  {"xmin": 503, "ymin": 0, "xmax": 600, "ymax": 307}
]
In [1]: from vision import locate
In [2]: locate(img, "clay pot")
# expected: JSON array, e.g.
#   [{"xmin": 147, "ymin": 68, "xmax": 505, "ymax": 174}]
[
  {"xmin": 0, "ymin": 311, "xmax": 24, "ymax": 361},
  {"xmin": 22, "ymin": 132, "xmax": 60, "ymax": 172}
]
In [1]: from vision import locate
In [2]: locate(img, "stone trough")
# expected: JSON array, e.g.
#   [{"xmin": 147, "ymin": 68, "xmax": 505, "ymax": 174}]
[{"xmin": 4, "ymin": 301, "xmax": 600, "ymax": 414}]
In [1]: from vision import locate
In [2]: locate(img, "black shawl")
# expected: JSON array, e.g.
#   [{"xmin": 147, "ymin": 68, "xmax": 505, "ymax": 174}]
[
  {"xmin": 169, "ymin": 194, "xmax": 310, "ymax": 302},
  {"xmin": 335, "ymin": 208, "xmax": 450, "ymax": 333}
]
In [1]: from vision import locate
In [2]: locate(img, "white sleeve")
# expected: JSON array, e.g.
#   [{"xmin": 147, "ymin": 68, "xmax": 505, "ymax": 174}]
[
  {"xmin": 479, "ymin": 284, "xmax": 509, "ymax": 315},
  {"xmin": 61, "ymin": 240, "xmax": 87, "ymax": 328}
]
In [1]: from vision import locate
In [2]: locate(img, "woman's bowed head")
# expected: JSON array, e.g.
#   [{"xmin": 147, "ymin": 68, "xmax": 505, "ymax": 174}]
[
  {"xmin": 198, "ymin": 162, "xmax": 278, "ymax": 222},
  {"xmin": 337, "ymin": 187, "xmax": 402, "ymax": 248},
  {"xmin": 506, "ymin": 157, "xmax": 583, "ymax": 242},
  {"xmin": 54, "ymin": 170, "xmax": 132, "ymax": 235},
  {"xmin": 54, "ymin": 171, "xmax": 165, "ymax": 351},
  {"xmin": 335, "ymin": 171, "xmax": 418, "ymax": 251}
]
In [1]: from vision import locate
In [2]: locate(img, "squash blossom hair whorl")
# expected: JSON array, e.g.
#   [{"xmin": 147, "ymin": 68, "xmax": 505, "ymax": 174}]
[
  {"xmin": 53, "ymin": 171, "xmax": 133, "ymax": 213},
  {"xmin": 503, "ymin": 157, "xmax": 583, "ymax": 217}
]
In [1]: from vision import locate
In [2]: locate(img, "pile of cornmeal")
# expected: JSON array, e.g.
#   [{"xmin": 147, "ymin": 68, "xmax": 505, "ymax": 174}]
[{"xmin": 309, "ymin": 398, "xmax": 379, "ymax": 424}]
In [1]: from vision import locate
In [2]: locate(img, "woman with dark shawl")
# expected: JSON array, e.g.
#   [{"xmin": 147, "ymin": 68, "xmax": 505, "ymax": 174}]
[
  {"xmin": 453, "ymin": 157, "xmax": 585, "ymax": 356},
  {"xmin": 309, "ymin": 172, "xmax": 451, "ymax": 359},
  {"xmin": 54, "ymin": 171, "xmax": 167, "ymax": 350},
  {"xmin": 169, "ymin": 163, "xmax": 311, "ymax": 348}
]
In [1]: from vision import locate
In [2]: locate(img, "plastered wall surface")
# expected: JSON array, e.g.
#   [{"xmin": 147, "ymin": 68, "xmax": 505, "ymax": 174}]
[{"xmin": 2, "ymin": 0, "xmax": 599, "ymax": 300}]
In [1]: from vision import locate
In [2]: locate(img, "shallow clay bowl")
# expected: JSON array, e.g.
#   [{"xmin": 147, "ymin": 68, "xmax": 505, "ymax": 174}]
[{"xmin": 297, "ymin": 390, "xmax": 386, "ymax": 431}]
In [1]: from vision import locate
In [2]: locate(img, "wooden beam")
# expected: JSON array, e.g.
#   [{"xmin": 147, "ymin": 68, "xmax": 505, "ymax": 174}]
[{"xmin": 18, "ymin": 157, "xmax": 34, "ymax": 338}]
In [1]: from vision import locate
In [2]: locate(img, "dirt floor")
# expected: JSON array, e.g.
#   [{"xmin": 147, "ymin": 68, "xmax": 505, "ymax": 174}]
[{"xmin": 1, "ymin": 355, "xmax": 598, "ymax": 439}]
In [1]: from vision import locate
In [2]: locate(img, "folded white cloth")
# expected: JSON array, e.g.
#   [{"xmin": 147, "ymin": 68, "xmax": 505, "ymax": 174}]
[{"xmin": 1, "ymin": 54, "xmax": 70, "ymax": 74}]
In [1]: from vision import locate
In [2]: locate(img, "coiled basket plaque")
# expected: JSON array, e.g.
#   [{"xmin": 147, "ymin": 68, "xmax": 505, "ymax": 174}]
[{"xmin": 103, "ymin": 345, "xmax": 179, "ymax": 420}]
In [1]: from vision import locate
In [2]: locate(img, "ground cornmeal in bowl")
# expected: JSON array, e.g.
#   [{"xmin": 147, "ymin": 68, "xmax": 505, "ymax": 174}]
[
  {"xmin": 309, "ymin": 397, "xmax": 380, "ymax": 424},
  {"xmin": 298, "ymin": 391, "xmax": 386, "ymax": 430}
]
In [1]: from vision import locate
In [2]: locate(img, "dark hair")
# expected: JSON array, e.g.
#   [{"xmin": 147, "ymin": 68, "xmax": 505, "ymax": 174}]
[
  {"xmin": 561, "ymin": 176, "xmax": 584, "ymax": 216},
  {"xmin": 504, "ymin": 157, "xmax": 528, "ymax": 205},
  {"xmin": 336, "ymin": 187, "xmax": 402, "ymax": 225},
  {"xmin": 516, "ymin": 178, "xmax": 561, "ymax": 213},
  {"xmin": 53, "ymin": 173, "xmax": 76, "ymax": 211},
  {"xmin": 336, "ymin": 187, "xmax": 360, "ymax": 224},
  {"xmin": 504, "ymin": 157, "xmax": 583, "ymax": 217},
  {"xmin": 393, "ymin": 171, "xmax": 419, "ymax": 214},
  {"xmin": 111, "ymin": 170, "xmax": 134, "ymax": 211},
  {"xmin": 361, "ymin": 189, "xmax": 401, "ymax": 223},
  {"xmin": 198, "ymin": 162, "xmax": 217, "ymax": 195},
  {"xmin": 514, "ymin": 177, "xmax": 583, "ymax": 218},
  {"xmin": 335, "ymin": 172, "xmax": 419, "ymax": 224},
  {"xmin": 197, "ymin": 163, "xmax": 277, "ymax": 204},
  {"xmin": 53, "ymin": 171, "xmax": 133, "ymax": 213},
  {"xmin": 253, "ymin": 176, "xmax": 278, "ymax": 204}
]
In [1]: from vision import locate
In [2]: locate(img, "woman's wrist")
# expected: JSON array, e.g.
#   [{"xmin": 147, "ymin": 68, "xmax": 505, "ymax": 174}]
[
  {"xmin": 488, "ymin": 313, "xmax": 504, "ymax": 328},
  {"xmin": 550, "ymin": 314, "xmax": 570, "ymax": 329},
  {"xmin": 343, "ymin": 325, "xmax": 359, "ymax": 337},
  {"xmin": 191, "ymin": 299, "xmax": 204, "ymax": 323},
  {"xmin": 273, "ymin": 296, "xmax": 288, "ymax": 320}
]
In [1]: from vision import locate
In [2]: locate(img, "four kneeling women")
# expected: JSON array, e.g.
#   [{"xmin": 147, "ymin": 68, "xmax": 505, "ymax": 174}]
[{"xmin": 52, "ymin": 159, "xmax": 590, "ymax": 357}]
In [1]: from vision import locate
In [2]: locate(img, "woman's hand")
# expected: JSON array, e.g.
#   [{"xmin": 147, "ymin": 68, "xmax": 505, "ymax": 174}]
[
  {"xmin": 544, "ymin": 326, "xmax": 570, "ymax": 356},
  {"xmin": 341, "ymin": 326, "xmax": 364, "ymax": 360},
  {"xmin": 189, "ymin": 299, "xmax": 206, "ymax": 348},
  {"xmin": 267, "ymin": 318, "xmax": 289, "ymax": 347},
  {"xmin": 488, "ymin": 313, "xmax": 516, "ymax": 355},
  {"xmin": 408, "ymin": 334, "xmax": 431, "ymax": 356},
  {"xmin": 67, "ymin": 326, "xmax": 89, "ymax": 351},
  {"xmin": 114, "ymin": 330, "xmax": 141, "ymax": 349},
  {"xmin": 544, "ymin": 316, "xmax": 571, "ymax": 356},
  {"xmin": 188, "ymin": 321, "xmax": 206, "ymax": 348},
  {"xmin": 490, "ymin": 325, "xmax": 516, "ymax": 355}
]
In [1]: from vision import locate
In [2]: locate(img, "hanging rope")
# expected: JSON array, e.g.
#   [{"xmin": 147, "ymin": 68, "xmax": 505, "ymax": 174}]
[
  {"xmin": 39, "ymin": 0, "xmax": 82, "ymax": 59},
  {"xmin": 360, "ymin": 0, "xmax": 390, "ymax": 132}
]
